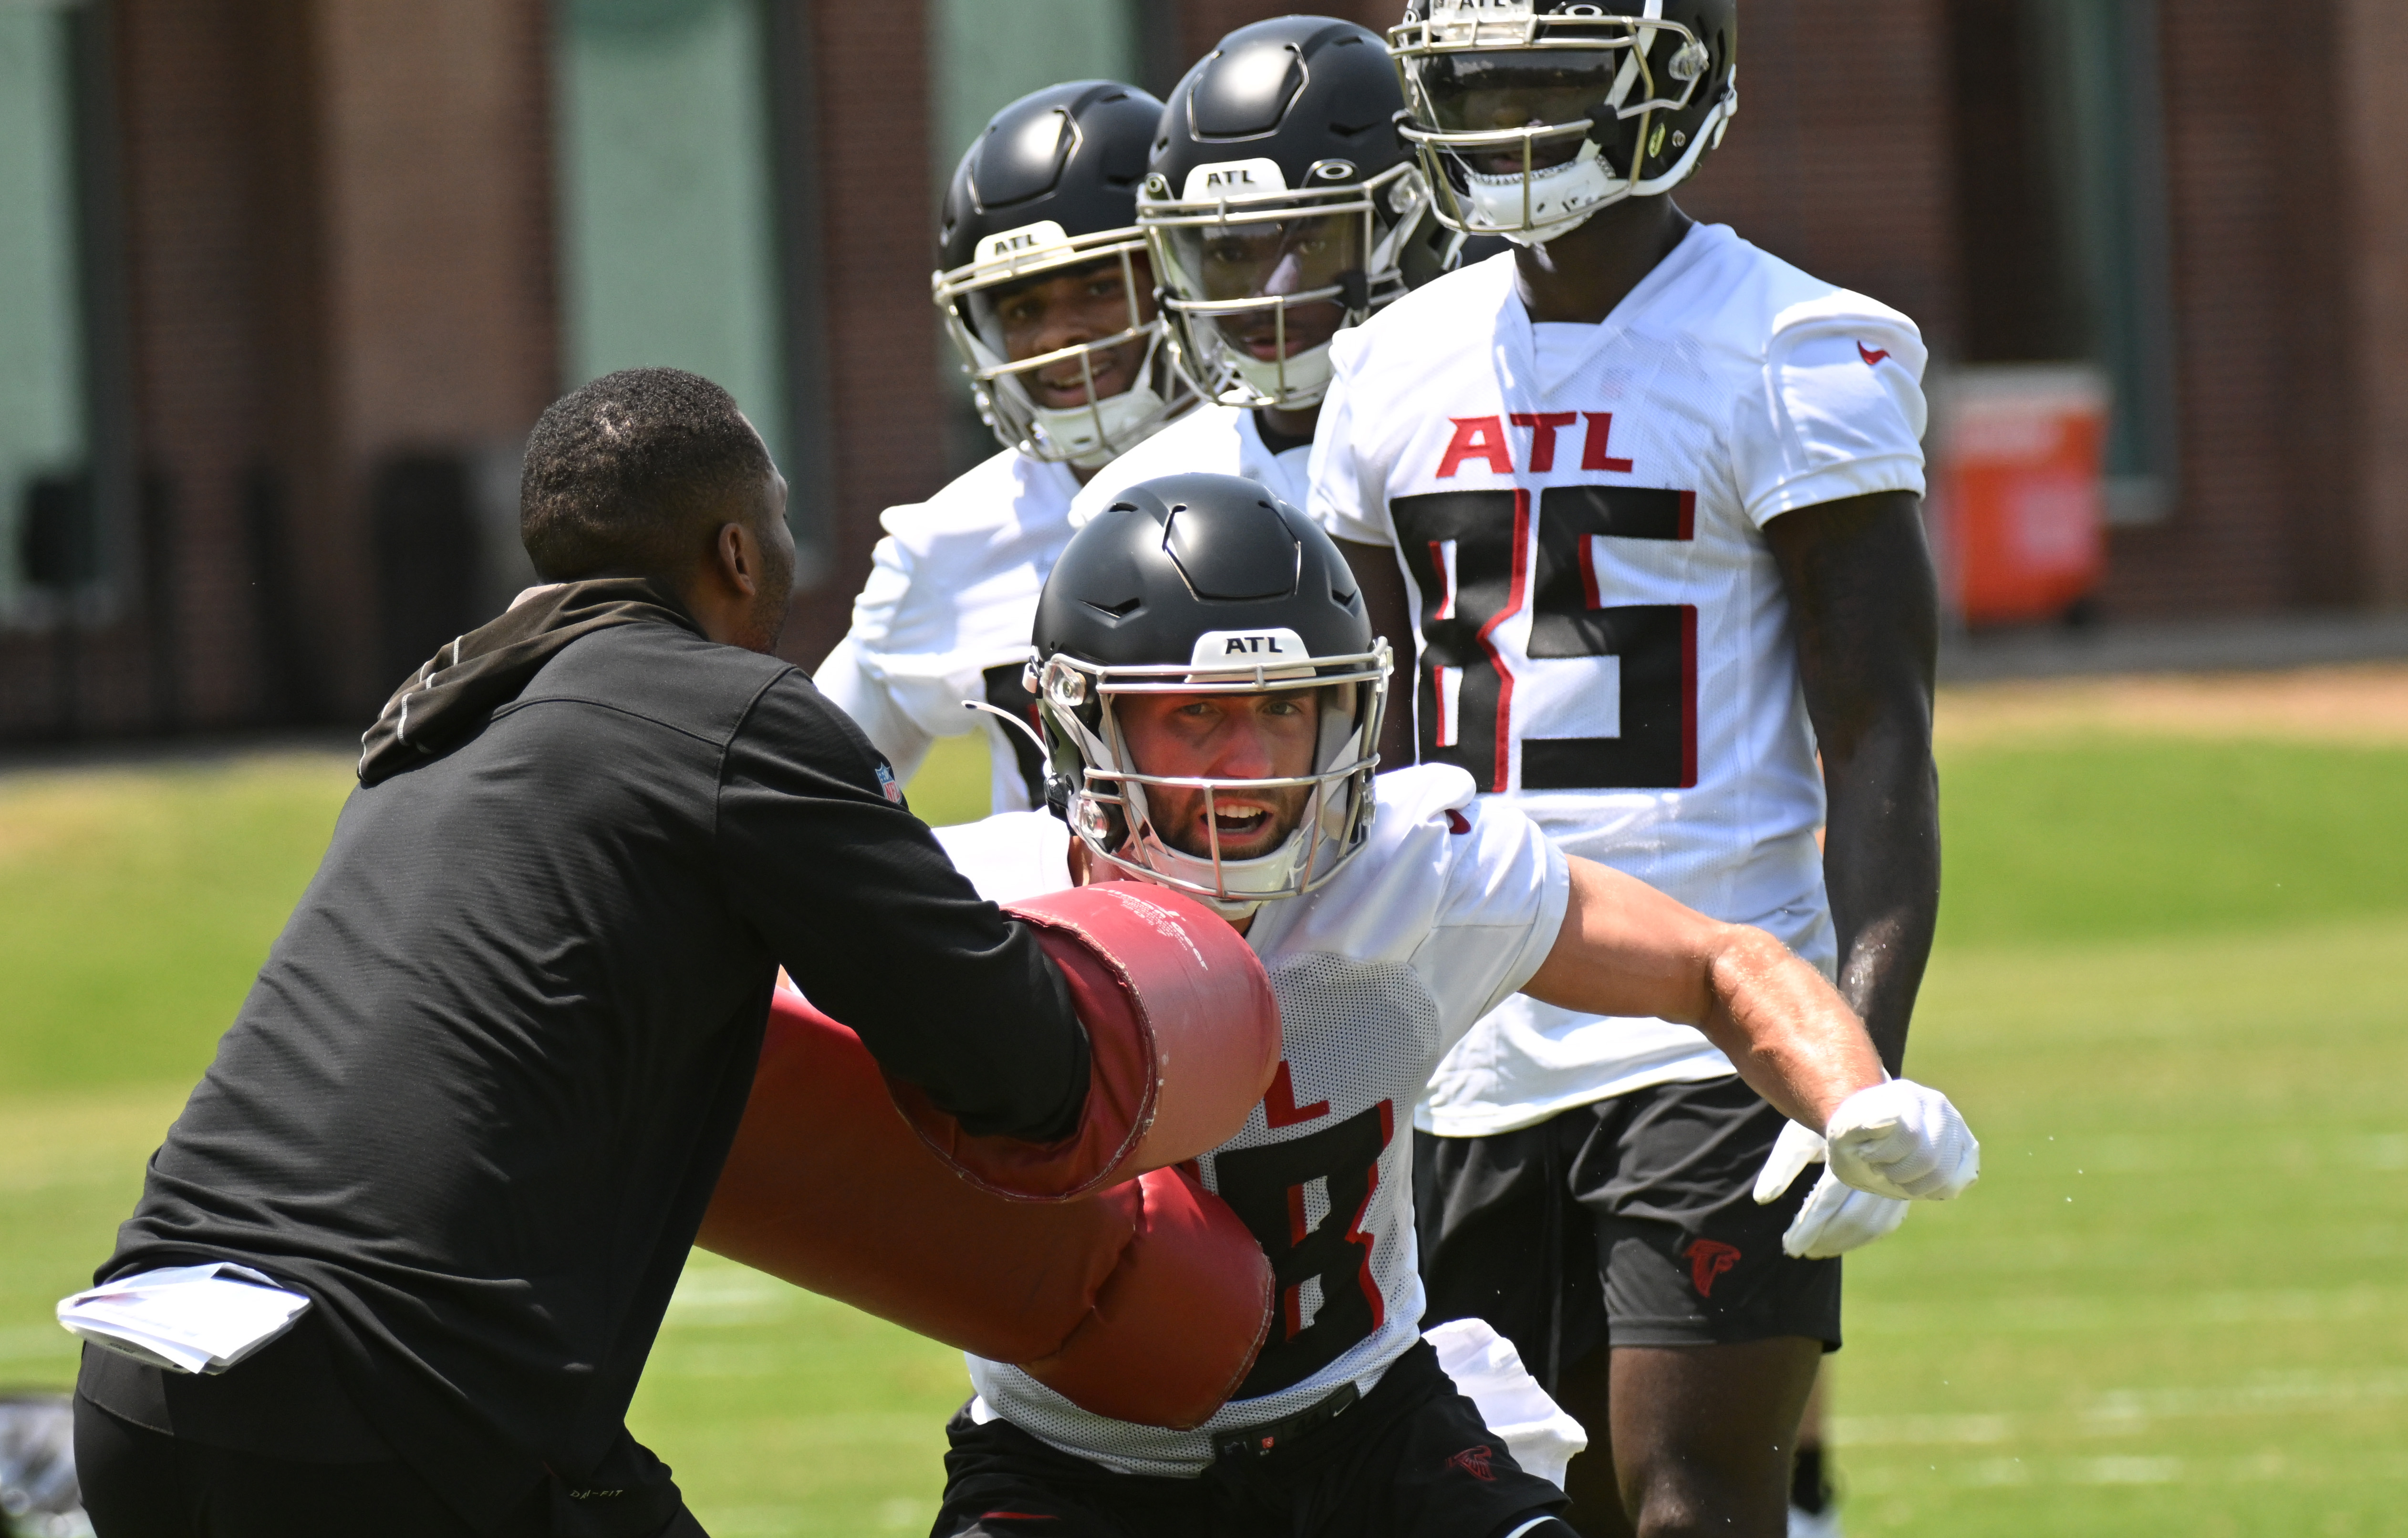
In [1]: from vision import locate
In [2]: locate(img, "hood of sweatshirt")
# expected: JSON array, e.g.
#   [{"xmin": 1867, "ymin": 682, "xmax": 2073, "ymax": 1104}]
[{"xmin": 357, "ymin": 578, "xmax": 698, "ymax": 786}]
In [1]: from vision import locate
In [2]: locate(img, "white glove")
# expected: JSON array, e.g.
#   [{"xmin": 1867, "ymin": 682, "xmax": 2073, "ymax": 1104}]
[
  {"xmin": 1751, "ymin": 1118, "xmax": 1911, "ymax": 1258},
  {"xmin": 1823, "ymin": 1079, "xmax": 1980, "ymax": 1201}
]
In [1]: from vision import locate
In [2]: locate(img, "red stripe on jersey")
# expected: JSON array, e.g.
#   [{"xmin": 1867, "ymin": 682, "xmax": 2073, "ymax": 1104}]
[
  {"xmin": 1578, "ymin": 531, "xmax": 1602, "ymax": 611},
  {"xmin": 1476, "ymin": 490, "xmax": 1532, "ymax": 794},
  {"xmin": 1677, "ymin": 490, "xmax": 1697, "ymax": 540},
  {"xmin": 1284, "ymin": 1182, "xmax": 1312, "ymax": 1339},
  {"xmin": 1428, "ymin": 539, "xmax": 1455, "ymax": 620},
  {"xmin": 1349, "ymin": 1101, "xmax": 1397, "ymax": 1330},
  {"xmin": 1680, "ymin": 605, "xmax": 1699, "ymax": 788}
]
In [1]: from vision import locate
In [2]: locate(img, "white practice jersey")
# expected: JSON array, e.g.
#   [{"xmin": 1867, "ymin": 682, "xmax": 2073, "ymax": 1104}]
[
  {"xmin": 1309, "ymin": 226, "xmax": 1928, "ymax": 1136},
  {"xmin": 934, "ymin": 765, "xmax": 1569, "ymax": 1477},
  {"xmin": 813, "ymin": 447, "xmax": 1082, "ymax": 814},
  {"xmin": 1066, "ymin": 403, "xmax": 1315, "ymax": 529}
]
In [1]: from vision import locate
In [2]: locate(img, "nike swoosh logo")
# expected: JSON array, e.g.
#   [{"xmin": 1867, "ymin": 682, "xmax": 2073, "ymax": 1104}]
[{"xmin": 1858, "ymin": 341, "xmax": 1891, "ymax": 367}]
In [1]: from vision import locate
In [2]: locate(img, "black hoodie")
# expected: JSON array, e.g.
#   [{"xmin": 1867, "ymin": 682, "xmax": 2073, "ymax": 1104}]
[{"xmin": 83, "ymin": 584, "xmax": 1086, "ymax": 1533}]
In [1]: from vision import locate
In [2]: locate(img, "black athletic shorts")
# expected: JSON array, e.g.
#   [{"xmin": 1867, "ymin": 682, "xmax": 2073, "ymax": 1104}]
[
  {"xmin": 931, "ymin": 1342, "xmax": 1565, "ymax": 1538},
  {"xmin": 1414, "ymin": 1074, "xmax": 1841, "ymax": 1390}
]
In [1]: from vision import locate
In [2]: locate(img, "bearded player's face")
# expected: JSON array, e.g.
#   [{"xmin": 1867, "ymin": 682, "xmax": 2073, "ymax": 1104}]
[{"xmin": 1116, "ymin": 689, "xmax": 1321, "ymax": 863}]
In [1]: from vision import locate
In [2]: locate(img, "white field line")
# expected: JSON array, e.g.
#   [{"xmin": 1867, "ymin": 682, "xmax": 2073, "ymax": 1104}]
[{"xmin": 1835, "ymin": 1370, "xmax": 2408, "ymax": 1448}]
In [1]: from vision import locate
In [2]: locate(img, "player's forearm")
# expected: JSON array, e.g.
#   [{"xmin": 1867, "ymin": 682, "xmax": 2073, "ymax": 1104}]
[
  {"xmin": 1335, "ymin": 538, "xmax": 1418, "ymax": 770},
  {"xmin": 1697, "ymin": 925, "xmax": 1888, "ymax": 1131},
  {"xmin": 1821, "ymin": 717, "xmax": 1939, "ymax": 1074}
]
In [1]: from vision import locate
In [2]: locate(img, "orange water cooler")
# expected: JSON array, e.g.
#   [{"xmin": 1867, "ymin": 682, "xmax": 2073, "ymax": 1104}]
[{"xmin": 1930, "ymin": 367, "xmax": 2109, "ymax": 625}]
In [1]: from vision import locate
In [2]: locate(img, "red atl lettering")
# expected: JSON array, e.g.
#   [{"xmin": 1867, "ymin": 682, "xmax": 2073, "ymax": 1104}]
[
  {"xmin": 1264, "ymin": 1061, "xmax": 1330, "ymax": 1128},
  {"xmin": 1581, "ymin": 411, "xmax": 1635, "ymax": 473},
  {"xmin": 1509, "ymin": 412, "xmax": 1579, "ymax": 472},
  {"xmin": 1435, "ymin": 415, "xmax": 1515, "ymax": 478}
]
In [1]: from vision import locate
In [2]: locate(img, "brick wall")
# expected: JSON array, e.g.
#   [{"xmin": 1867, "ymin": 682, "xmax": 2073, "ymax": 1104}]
[
  {"xmin": 2097, "ymin": 3, "xmax": 2346, "ymax": 617},
  {"xmin": 2338, "ymin": 0, "xmax": 2408, "ymax": 605},
  {"xmin": 1677, "ymin": 0, "xmax": 1961, "ymax": 358},
  {"xmin": 0, "ymin": 0, "xmax": 557, "ymax": 742},
  {"xmin": 303, "ymin": 0, "xmax": 559, "ymax": 708},
  {"xmin": 778, "ymin": 1, "xmax": 934, "ymax": 669},
  {"xmin": 0, "ymin": 0, "xmax": 281, "ymax": 739}
]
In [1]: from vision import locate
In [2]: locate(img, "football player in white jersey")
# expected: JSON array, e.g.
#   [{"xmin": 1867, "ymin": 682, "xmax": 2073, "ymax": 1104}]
[
  {"xmin": 814, "ymin": 80, "xmax": 1189, "ymax": 815},
  {"xmin": 1064, "ymin": 17, "xmax": 1470, "ymax": 529},
  {"xmin": 1304, "ymin": 5, "xmax": 1944, "ymax": 1535},
  {"xmin": 922, "ymin": 473, "xmax": 1975, "ymax": 1538}
]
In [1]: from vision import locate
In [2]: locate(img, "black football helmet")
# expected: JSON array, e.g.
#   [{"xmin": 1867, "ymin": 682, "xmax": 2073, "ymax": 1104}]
[
  {"xmin": 1141, "ymin": 16, "xmax": 1452, "ymax": 412},
  {"xmin": 1029, "ymin": 473, "xmax": 1391, "ymax": 917},
  {"xmin": 934, "ymin": 81, "xmax": 1189, "ymax": 466},
  {"xmin": 1390, "ymin": 0, "xmax": 1739, "ymax": 245}
]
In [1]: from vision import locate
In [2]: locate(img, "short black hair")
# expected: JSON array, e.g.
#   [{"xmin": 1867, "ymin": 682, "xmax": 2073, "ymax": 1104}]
[{"xmin": 520, "ymin": 367, "xmax": 775, "ymax": 582}]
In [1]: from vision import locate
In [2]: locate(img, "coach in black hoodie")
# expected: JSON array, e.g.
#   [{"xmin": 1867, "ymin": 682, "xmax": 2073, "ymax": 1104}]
[{"xmin": 73, "ymin": 369, "xmax": 1090, "ymax": 1538}]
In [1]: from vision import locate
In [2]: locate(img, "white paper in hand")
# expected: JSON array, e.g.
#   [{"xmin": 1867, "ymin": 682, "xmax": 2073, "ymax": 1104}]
[
  {"xmin": 57, "ymin": 1263, "xmax": 312, "ymax": 1375},
  {"xmin": 1425, "ymin": 1316, "xmax": 1588, "ymax": 1490}
]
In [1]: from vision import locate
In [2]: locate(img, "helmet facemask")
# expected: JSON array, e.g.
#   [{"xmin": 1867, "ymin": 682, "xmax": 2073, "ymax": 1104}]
[
  {"xmin": 1143, "ymin": 160, "xmax": 1432, "ymax": 413},
  {"xmin": 1391, "ymin": 3, "xmax": 1733, "ymax": 246},
  {"xmin": 934, "ymin": 231, "xmax": 1189, "ymax": 467},
  {"xmin": 1031, "ymin": 634, "xmax": 1391, "ymax": 919}
]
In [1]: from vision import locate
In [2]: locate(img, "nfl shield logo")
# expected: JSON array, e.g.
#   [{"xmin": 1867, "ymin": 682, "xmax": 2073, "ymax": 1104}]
[{"xmin": 874, "ymin": 763, "xmax": 903, "ymax": 804}]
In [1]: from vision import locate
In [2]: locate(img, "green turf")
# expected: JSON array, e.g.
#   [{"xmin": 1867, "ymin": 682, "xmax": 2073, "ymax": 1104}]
[
  {"xmin": 5, "ymin": 728, "xmax": 2406, "ymax": 1534},
  {"xmin": 0, "ymin": 753, "xmax": 356, "ymax": 1091},
  {"xmin": 1933, "ymin": 735, "xmax": 2408, "ymax": 947}
]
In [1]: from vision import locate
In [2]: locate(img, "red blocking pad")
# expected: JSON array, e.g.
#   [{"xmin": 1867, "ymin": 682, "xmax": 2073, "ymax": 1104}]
[
  {"xmin": 699, "ymin": 991, "xmax": 1274, "ymax": 1428},
  {"xmin": 885, "ymin": 880, "xmax": 1282, "ymax": 1202}
]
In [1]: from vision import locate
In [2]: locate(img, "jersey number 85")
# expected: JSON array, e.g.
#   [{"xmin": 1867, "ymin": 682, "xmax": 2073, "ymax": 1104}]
[{"xmin": 1395, "ymin": 485, "xmax": 1700, "ymax": 794}]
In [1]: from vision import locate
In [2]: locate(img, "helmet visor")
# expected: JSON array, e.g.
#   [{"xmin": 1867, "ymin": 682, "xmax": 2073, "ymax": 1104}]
[
  {"xmin": 960, "ymin": 253, "xmax": 1154, "ymax": 393},
  {"xmin": 1157, "ymin": 212, "xmax": 1360, "ymax": 372},
  {"xmin": 1413, "ymin": 49, "xmax": 1618, "ymax": 168}
]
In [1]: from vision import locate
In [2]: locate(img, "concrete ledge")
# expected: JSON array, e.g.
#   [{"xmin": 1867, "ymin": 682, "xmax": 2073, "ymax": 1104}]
[{"xmin": 1940, "ymin": 612, "xmax": 2408, "ymax": 683}]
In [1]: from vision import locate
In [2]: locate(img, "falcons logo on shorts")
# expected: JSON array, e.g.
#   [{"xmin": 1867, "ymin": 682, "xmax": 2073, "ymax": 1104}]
[
  {"xmin": 1684, "ymin": 1239, "xmax": 1742, "ymax": 1298},
  {"xmin": 1445, "ymin": 1444, "xmax": 1496, "ymax": 1482}
]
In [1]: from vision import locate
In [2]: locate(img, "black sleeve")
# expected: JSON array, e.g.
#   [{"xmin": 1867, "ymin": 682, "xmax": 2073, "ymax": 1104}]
[{"xmin": 715, "ymin": 670, "xmax": 1088, "ymax": 1142}]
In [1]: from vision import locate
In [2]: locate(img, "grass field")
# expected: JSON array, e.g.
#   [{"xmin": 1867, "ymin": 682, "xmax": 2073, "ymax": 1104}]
[{"xmin": 5, "ymin": 674, "xmax": 2407, "ymax": 1536}]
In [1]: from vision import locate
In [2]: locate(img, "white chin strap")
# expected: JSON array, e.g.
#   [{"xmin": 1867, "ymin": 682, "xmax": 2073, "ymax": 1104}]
[
  {"xmin": 1455, "ymin": 79, "xmax": 1740, "ymax": 248},
  {"xmin": 1032, "ymin": 383, "xmax": 1169, "ymax": 469},
  {"xmin": 1225, "ymin": 341, "xmax": 1335, "ymax": 409},
  {"xmin": 1464, "ymin": 140, "xmax": 1622, "ymax": 247},
  {"xmin": 1131, "ymin": 822, "xmax": 1316, "ymax": 921}
]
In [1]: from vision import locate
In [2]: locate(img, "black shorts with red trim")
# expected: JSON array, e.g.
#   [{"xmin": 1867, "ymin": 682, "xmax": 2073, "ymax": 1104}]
[
  {"xmin": 1413, "ymin": 1074, "xmax": 1841, "ymax": 1390},
  {"xmin": 930, "ymin": 1342, "xmax": 1564, "ymax": 1538}
]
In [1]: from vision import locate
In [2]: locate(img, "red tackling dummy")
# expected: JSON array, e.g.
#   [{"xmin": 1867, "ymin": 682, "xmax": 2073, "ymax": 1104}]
[
  {"xmin": 887, "ymin": 881, "xmax": 1282, "ymax": 1200},
  {"xmin": 698, "ymin": 882, "xmax": 1281, "ymax": 1429}
]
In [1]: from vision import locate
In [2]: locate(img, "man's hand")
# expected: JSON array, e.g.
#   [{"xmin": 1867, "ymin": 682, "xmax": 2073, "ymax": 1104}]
[
  {"xmin": 1752, "ymin": 1118, "xmax": 1909, "ymax": 1258},
  {"xmin": 1752, "ymin": 1081, "xmax": 1977, "ymax": 1257},
  {"xmin": 1824, "ymin": 1079, "xmax": 1980, "ymax": 1200}
]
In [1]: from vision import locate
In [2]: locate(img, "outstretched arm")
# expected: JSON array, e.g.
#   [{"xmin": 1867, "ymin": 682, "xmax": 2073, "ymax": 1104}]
[
  {"xmin": 1521, "ymin": 856, "xmax": 1975, "ymax": 1207},
  {"xmin": 1519, "ymin": 857, "xmax": 1884, "ymax": 1129}
]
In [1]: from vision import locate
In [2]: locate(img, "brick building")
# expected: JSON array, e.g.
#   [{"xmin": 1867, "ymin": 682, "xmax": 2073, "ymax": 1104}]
[{"xmin": 2, "ymin": 0, "xmax": 2404, "ymax": 742}]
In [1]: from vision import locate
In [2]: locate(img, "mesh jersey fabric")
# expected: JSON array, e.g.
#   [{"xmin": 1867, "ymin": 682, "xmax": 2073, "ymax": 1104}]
[
  {"xmin": 1306, "ymin": 225, "xmax": 1929, "ymax": 1135},
  {"xmin": 813, "ymin": 445, "xmax": 1084, "ymax": 814},
  {"xmin": 933, "ymin": 764, "xmax": 1570, "ymax": 1476},
  {"xmin": 1066, "ymin": 404, "xmax": 1315, "ymax": 531}
]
